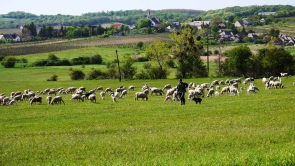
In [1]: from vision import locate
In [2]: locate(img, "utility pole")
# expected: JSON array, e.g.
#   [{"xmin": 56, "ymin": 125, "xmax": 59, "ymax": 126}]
[
  {"xmin": 116, "ymin": 50, "xmax": 122, "ymax": 82},
  {"xmin": 206, "ymin": 33, "xmax": 209, "ymax": 74}
]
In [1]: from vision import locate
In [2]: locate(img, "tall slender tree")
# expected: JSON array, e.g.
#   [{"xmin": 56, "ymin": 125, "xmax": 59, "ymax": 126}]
[{"xmin": 170, "ymin": 28, "xmax": 206, "ymax": 78}]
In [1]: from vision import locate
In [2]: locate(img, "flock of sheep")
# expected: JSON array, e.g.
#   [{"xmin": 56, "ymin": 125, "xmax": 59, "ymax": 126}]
[{"xmin": 0, "ymin": 72, "xmax": 293, "ymax": 106}]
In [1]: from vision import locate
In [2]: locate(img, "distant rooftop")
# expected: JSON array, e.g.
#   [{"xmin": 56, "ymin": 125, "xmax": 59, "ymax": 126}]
[{"xmin": 258, "ymin": 12, "xmax": 276, "ymax": 16}]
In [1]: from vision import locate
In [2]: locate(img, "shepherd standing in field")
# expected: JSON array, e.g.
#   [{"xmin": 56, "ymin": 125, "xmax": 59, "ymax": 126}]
[{"xmin": 176, "ymin": 79, "xmax": 188, "ymax": 105}]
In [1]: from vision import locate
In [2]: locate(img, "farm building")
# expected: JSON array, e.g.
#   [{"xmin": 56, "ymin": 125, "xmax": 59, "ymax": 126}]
[{"xmin": 0, "ymin": 35, "xmax": 6, "ymax": 42}]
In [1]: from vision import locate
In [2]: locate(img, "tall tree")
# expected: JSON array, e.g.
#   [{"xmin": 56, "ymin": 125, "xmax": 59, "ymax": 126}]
[
  {"xmin": 170, "ymin": 28, "xmax": 206, "ymax": 78},
  {"xmin": 226, "ymin": 45, "xmax": 252, "ymax": 76},
  {"xmin": 145, "ymin": 40, "xmax": 170, "ymax": 78}
]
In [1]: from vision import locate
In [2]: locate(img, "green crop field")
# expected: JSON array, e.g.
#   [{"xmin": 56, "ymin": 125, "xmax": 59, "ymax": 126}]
[{"xmin": 1, "ymin": 64, "xmax": 295, "ymax": 165}]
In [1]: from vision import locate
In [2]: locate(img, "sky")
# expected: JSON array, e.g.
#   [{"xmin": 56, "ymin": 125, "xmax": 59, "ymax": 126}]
[{"xmin": 0, "ymin": 0, "xmax": 295, "ymax": 15}]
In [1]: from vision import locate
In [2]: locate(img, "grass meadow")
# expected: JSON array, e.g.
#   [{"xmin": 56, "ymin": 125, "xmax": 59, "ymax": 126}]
[{"xmin": 1, "ymin": 65, "xmax": 295, "ymax": 165}]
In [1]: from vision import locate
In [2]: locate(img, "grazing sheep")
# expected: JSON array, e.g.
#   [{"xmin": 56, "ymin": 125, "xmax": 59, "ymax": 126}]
[
  {"xmin": 215, "ymin": 91, "xmax": 220, "ymax": 97},
  {"xmin": 293, "ymin": 82, "xmax": 295, "ymax": 86},
  {"xmin": 105, "ymin": 88, "xmax": 113, "ymax": 93},
  {"xmin": 229, "ymin": 87, "xmax": 239, "ymax": 96},
  {"xmin": 96, "ymin": 86, "xmax": 103, "ymax": 91},
  {"xmin": 164, "ymin": 95, "xmax": 172, "ymax": 102},
  {"xmin": 128, "ymin": 85, "xmax": 136, "ymax": 91},
  {"xmin": 29, "ymin": 96, "xmax": 42, "ymax": 105},
  {"xmin": 166, "ymin": 88, "xmax": 176, "ymax": 97},
  {"xmin": 111, "ymin": 93, "xmax": 117, "ymax": 102},
  {"xmin": 50, "ymin": 96, "xmax": 65, "ymax": 105},
  {"xmin": 12, "ymin": 95, "xmax": 23, "ymax": 102},
  {"xmin": 46, "ymin": 95, "xmax": 52, "ymax": 104},
  {"xmin": 280, "ymin": 73, "xmax": 288, "ymax": 77},
  {"xmin": 120, "ymin": 90, "xmax": 127, "ymax": 98},
  {"xmin": 206, "ymin": 88, "xmax": 214, "ymax": 97},
  {"xmin": 1, "ymin": 97, "xmax": 10, "ymax": 105},
  {"xmin": 220, "ymin": 86, "xmax": 230, "ymax": 94},
  {"xmin": 70, "ymin": 94, "xmax": 84, "ymax": 102},
  {"xmin": 163, "ymin": 84, "xmax": 172, "ymax": 91},
  {"xmin": 48, "ymin": 89, "xmax": 56, "ymax": 96},
  {"xmin": 262, "ymin": 77, "xmax": 267, "ymax": 84},
  {"xmin": 116, "ymin": 86, "xmax": 126, "ymax": 93},
  {"xmin": 150, "ymin": 88, "xmax": 164, "ymax": 95},
  {"xmin": 215, "ymin": 85, "xmax": 220, "ymax": 91},
  {"xmin": 135, "ymin": 92, "xmax": 148, "ymax": 101},
  {"xmin": 88, "ymin": 93, "xmax": 96, "ymax": 103},
  {"xmin": 65, "ymin": 87, "xmax": 77, "ymax": 94},
  {"xmin": 172, "ymin": 91, "xmax": 180, "ymax": 101},
  {"xmin": 8, "ymin": 99, "xmax": 17, "ymax": 105},
  {"xmin": 142, "ymin": 84, "xmax": 150, "ymax": 91},
  {"xmin": 100, "ymin": 91, "xmax": 106, "ymax": 100}
]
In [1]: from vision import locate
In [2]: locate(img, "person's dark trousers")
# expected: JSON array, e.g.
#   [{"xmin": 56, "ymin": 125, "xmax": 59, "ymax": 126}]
[{"xmin": 179, "ymin": 92, "xmax": 185, "ymax": 105}]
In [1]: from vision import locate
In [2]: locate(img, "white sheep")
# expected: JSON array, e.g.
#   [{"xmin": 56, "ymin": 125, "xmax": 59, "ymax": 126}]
[
  {"xmin": 164, "ymin": 95, "xmax": 172, "ymax": 102},
  {"xmin": 111, "ymin": 93, "xmax": 117, "ymax": 102},
  {"xmin": 150, "ymin": 88, "xmax": 164, "ymax": 95},
  {"xmin": 247, "ymin": 84, "xmax": 259, "ymax": 94},
  {"xmin": 70, "ymin": 94, "xmax": 84, "ymax": 102},
  {"xmin": 12, "ymin": 94, "xmax": 23, "ymax": 102},
  {"xmin": 163, "ymin": 84, "xmax": 172, "ymax": 91},
  {"xmin": 8, "ymin": 99, "xmax": 17, "ymax": 105},
  {"xmin": 120, "ymin": 90, "xmax": 127, "ymax": 98},
  {"xmin": 88, "ymin": 93, "xmax": 96, "ymax": 103},
  {"xmin": 206, "ymin": 88, "xmax": 214, "ymax": 97},
  {"xmin": 215, "ymin": 91, "xmax": 220, "ymax": 97},
  {"xmin": 128, "ymin": 85, "xmax": 136, "ymax": 91},
  {"xmin": 46, "ymin": 95, "xmax": 52, "ymax": 104},
  {"xmin": 50, "ymin": 96, "xmax": 65, "ymax": 105},
  {"xmin": 172, "ymin": 91, "xmax": 180, "ymax": 101},
  {"xmin": 135, "ymin": 92, "xmax": 148, "ymax": 101},
  {"xmin": 100, "ymin": 91, "xmax": 106, "ymax": 100}
]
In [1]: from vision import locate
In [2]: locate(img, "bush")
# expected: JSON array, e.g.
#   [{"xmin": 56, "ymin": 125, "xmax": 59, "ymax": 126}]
[
  {"xmin": 86, "ymin": 69, "xmax": 106, "ymax": 80},
  {"xmin": 71, "ymin": 57, "xmax": 90, "ymax": 65},
  {"xmin": 1, "ymin": 56, "xmax": 17, "ymax": 68},
  {"xmin": 32, "ymin": 59, "xmax": 47, "ymax": 66},
  {"xmin": 69, "ymin": 69, "xmax": 85, "ymax": 80},
  {"xmin": 47, "ymin": 75, "xmax": 58, "ymax": 81},
  {"xmin": 214, "ymin": 50, "xmax": 219, "ymax": 55},
  {"xmin": 136, "ymin": 56, "xmax": 149, "ymax": 62},
  {"xmin": 90, "ymin": 54, "xmax": 103, "ymax": 64}
]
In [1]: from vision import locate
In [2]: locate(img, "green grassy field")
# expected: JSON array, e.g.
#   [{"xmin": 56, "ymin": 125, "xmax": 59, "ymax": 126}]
[{"xmin": 1, "ymin": 65, "xmax": 295, "ymax": 165}]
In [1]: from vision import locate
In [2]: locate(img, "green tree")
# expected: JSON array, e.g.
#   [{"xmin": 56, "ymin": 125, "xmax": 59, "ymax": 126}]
[
  {"xmin": 145, "ymin": 40, "xmax": 170, "ymax": 79},
  {"xmin": 170, "ymin": 28, "xmax": 206, "ymax": 78},
  {"xmin": 226, "ymin": 45, "xmax": 252, "ymax": 76},
  {"xmin": 121, "ymin": 57, "xmax": 137, "ymax": 79},
  {"xmin": 1, "ymin": 56, "xmax": 17, "ymax": 68},
  {"xmin": 137, "ymin": 41, "xmax": 144, "ymax": 49},
  {"xmin": 136, "ymin": 19, "xmax": 152, "ymax": 28},
  {"xmin": 260, "ymin": 46, "xmax": 294, "ymax": 75},
  {"xmin": 211, "ymin": 17, "xmax": 223, "ymax": 26}
]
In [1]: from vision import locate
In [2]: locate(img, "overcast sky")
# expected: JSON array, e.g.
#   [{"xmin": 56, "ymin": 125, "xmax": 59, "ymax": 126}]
[{"xmin": 0, "ymin": 0, "xmax": 294, "ymax": 15}]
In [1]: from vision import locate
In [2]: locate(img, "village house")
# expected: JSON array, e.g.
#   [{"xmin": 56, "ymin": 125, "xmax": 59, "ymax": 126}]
[
  {"xmin": 187, "ymin": 21, "xmax": 211, "ymax": 30},
  {"xmin": 0, "ymin": 35, "xmax": 6, "ymax": 42},
  {"xmin": 235, "ymin": 18, "xmax": 253, "ymax": 27},
  {"xmin": 165, "ymin": 22, "xmax": 182, "ymax": 32},
  {"xmin": 147, "ymin": 10, "xmax": 161, "ymax": 27}
]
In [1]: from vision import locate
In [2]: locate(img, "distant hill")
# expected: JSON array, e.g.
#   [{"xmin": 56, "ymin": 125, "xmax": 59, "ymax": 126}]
[
  {"xmin": 199, "ymin": 5, "xmax": 295, "ymax": 20},
  {"xmin": 0, "ymin": 9, "xmax": 205, "ymax": 29}
]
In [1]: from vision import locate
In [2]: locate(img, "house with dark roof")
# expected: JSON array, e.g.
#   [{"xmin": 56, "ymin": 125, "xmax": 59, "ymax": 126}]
[
  {"xmin": 165, "ymin": 22, "xmax": 182, "ymax": 32},
  {"xmin": 147, "ymin": 10, "xmax": 161, "ymax": 27},
  {"xmin": 235, "ymin": 18, "xmax": 253, "ymax": 27}
]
